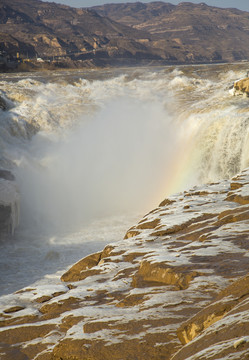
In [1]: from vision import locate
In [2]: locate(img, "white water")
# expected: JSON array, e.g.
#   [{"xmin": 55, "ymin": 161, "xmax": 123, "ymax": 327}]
[
  {"xmin": 15, "ymin": 96, "xmax": 178, "ymax": 234},
  {"xmin": 1, "ymin": 63, "xmax": 249, "ymax": 295}
]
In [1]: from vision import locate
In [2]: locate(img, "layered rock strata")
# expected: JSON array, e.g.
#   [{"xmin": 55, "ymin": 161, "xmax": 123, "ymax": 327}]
[
  {"xmin": 1, "ymin": 170, "xmax": 249, "ymax": 359},
  {"xmin": 93, "ymin": 2, "xmax": 249, "ymax": 63},
  {"xmin": 2, "ymin": 0, "xmax": 249, "ymax": 66},
  {"xmin": 0, "ymin": 0, "xmax": 154, "ymax": 65}
]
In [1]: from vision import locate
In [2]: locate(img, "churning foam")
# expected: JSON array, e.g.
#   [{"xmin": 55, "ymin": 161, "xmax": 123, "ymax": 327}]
[
  {"xmin": 1, "ymin": 64, "xmax": 249, "ymax": 234},
  {"xmin": 15, "ymin": 96, "xmax": 180, "ymax": 233}
]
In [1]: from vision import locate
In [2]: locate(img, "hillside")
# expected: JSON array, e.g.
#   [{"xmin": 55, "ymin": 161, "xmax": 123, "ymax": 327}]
[
  {"xmin": 2, "ymin": 1, "xmax": 249, "ymax": 66},
  {"xmin": 92, "ymin": 1, "xmax": 249, "ymax": 63},
  {"xmin": 0, "ymin": 0, "xmax": 158, "ymax": 67}
]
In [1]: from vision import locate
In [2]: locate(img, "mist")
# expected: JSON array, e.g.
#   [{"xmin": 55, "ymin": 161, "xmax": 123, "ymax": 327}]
[{"xmin": 15, "ymin": 96, "xmax": 179, "ymax": 234}]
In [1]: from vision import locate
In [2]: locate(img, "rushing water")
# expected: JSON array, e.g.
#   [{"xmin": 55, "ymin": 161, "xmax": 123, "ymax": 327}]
[{"xmin": 1, "ymin": 63, "xmax": 249, "ymax": 295}]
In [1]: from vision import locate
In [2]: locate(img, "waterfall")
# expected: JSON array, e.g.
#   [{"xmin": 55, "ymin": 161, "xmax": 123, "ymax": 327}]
[{"xmin": 0, "ymin": 63, "xmax": 248, "ymax": 234}]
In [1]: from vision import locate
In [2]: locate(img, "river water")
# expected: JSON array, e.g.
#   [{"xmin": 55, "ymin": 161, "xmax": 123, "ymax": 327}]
[{"xmin": 1, "ymin": 63, "xmax": 249, "ymax": 295}]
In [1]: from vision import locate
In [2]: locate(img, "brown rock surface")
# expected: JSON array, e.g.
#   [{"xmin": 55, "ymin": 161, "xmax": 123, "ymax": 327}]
[
  {"xmin": 2, "ymin": 0, "xmax": 249, "ymax": 67},
  {"xmin": 0, "ymin": 0, "xmax": 155, "ymax": 67},
  {"xmin": 172, "ymin": 275, "xmax": 249, "ymax": 359},
  {"xmin": 93, "ymin": 2, "xmax": 249, "ymax": 63},
  {"xmin": 2, "ymin": 169, "xmax": 249, "ymax": 359},
  {"xmin": 234, "ymin": 77, "xmax": 249, "ymax": 96}
]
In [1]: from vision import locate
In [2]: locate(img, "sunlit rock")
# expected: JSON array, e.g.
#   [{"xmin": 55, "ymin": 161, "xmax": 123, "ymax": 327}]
[
  {"xmin": 132, "ymin": 259, "xmax": 199, "ymax": 289},
  {"xmin": 61, "ymin": 246, "xmax": 114, "ymax": 282},
  {"xmin": 172, "ymin": 274, "xmax": 249, "ymax": 359},
  {"xmin": 233, "ymin": 77, "xmax": 249, "ymax": 96},
  {"xmin": 2, "ymin": 169, "xmax": 249, "ymax": 359}
]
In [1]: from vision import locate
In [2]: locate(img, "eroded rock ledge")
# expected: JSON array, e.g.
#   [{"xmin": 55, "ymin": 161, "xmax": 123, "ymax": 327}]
[
  {"xmin": 233, "ymin": 77, "xmax": 249, "ymax": 96},
  {"xmin": 1, "ymin": 170, "xmax": 249, "ymax": 359}
]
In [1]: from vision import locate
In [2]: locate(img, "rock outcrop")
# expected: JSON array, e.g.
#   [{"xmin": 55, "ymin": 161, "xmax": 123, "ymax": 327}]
[
  {"xmin": 172, "ymin": 274, "xmax": 249, "ymax": 359},
  {"xmin": 1, "ymin": 169, "xmax": 249, "ymax": 358},
  {"xmin": 233, "ymin": 77, "xmax": 249, "ymax": 96},
  {"xmin": 0, "ymin": 96, "xmax": 9, "ymax": 111}
]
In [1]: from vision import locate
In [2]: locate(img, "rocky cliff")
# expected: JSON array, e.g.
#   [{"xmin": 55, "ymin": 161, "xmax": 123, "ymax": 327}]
[
  {"xmin": 0, "ymin": 0, "xmax": 157, "ymax": 67},
  {"xmin": 2, "ymin": 0, "xmax": 249, "ymax": 67},
  {"xmin": 93, "ymin": 1, "xmax": 249, "ymax": 63},
  {"xmin": 1, "ymin": 168, "xmax": 249, "ymax": 359}
]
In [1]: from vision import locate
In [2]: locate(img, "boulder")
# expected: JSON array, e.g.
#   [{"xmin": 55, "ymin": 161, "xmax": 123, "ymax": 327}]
[
  {"xmin": 233, "ymin": 77, "xmax": 249, "ymax": 96},
  {"xmin": 0, "ymin": 170, "xmax": 15, "ymax": 181},
  {"xmin": 0, "ymin": 96, "xmax": 8, "ymax": 111}
]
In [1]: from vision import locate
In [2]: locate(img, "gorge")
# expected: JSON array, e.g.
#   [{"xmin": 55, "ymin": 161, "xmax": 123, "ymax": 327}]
[{"xmin": 1, "ymin": 62, "xmax": 249, "ymax": 359}]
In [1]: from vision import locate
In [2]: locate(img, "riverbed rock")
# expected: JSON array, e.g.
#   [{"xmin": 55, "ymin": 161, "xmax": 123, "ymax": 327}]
[
  {"xmin": 233, "ymin": 77, "xmax": 249, "ymax": 96},
  {"xmin": 0, "ymin": 170, "xmax": 15, "ymax": 181},
  {"xmin": 2, "ymin": 169, "xmax": 249, "ymax": 359},
  {"xmin": 0, "ymin": 96, "xmax": 8, "ymax": 110},
  {"xmin": 172, "ymin": 274, "xmax": 249, "ymax": 359}
]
